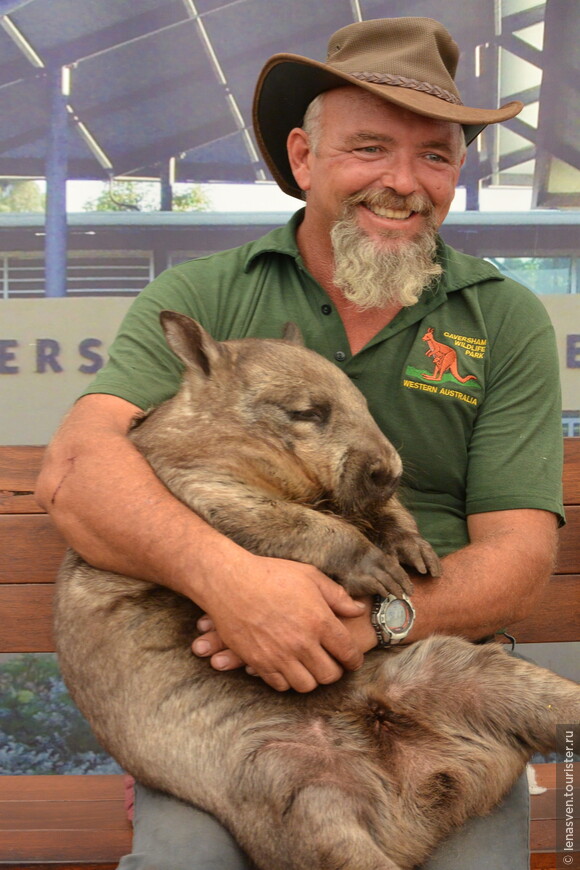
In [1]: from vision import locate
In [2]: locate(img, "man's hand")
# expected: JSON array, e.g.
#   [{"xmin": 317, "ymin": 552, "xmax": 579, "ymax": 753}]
[
  {"xmin": 193, "ymin": 557, "xmax": 374, "ymax": 693},
  {"xmin": 193, "ymin": 582, "xmax": 376, "ymax": 692}
]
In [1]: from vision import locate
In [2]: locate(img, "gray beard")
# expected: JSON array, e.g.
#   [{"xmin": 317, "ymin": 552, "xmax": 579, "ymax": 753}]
[{"xmin": 330, "ymin": 194, "xmax": 443, "ymax": 310}]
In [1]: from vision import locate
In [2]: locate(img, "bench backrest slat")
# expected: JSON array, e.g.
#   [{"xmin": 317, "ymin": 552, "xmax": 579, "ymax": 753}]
[
  {"xmin": 0, "ymin": 443, "xmax": 578, "ymax": 653},
  {"xmin": 564, "ymin": 437, "xmax": 580, "ymax": 503}
]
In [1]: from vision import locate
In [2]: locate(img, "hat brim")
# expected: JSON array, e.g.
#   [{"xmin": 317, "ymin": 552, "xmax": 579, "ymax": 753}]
[{"xmin": 253, "ymin": 53, "xmax": 523, "ymax": 199}]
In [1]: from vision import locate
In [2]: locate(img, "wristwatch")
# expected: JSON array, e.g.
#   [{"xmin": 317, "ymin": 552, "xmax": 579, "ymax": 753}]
[{"xmin": 371, "ymin": 593, "xmax": 415, "ymax": 648}]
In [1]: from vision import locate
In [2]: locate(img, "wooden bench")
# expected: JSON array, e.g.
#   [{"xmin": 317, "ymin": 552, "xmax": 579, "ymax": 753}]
[{"xmin": 1, "ymin": 442, "xmax": 579, "ymax": 869}]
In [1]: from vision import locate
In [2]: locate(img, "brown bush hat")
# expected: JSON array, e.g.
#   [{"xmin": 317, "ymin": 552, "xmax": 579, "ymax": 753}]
[{"xmin": 253, "ymin": 17, "xmax": 523, "ymax": 199}]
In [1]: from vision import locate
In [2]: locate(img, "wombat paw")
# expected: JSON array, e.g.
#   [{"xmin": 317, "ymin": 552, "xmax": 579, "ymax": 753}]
[
  {"xmin": 341, "ymin": 549, "xmax": 413, "ymax": 598},
  {"xmin": 394, "ymin": 536, "xmax": 441, "ymax": 578}
]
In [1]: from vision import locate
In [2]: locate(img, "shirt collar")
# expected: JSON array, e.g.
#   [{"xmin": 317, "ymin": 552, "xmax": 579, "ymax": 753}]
[
  {"xmin": 436, "ymin": 238, "xmax": 505, "ymax": 294},
  {"xmin": 243, "ymin": 208, "xmax": 505, "ymax": 296},
  {"xmin": 242, "ymin": 209, "xmax": 305, "ymax": 273}
]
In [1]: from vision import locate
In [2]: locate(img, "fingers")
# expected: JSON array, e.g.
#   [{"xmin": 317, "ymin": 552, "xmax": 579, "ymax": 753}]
[
  {"xmin": 315, "ymin": 572, "xmax": 367, "ymax": 617},
  {"xmin": 255, "ymin": 671, "xmax": 291, "ymax": 692},
  {"xmin": 192, "ymin": 614, "xmax": 349, "ymax": 691},
  {"xmin": 192, "ymin": 627, "xmax": 245, "ymax": 671},
  {"xmin": 320, "ymin": 623, "xmax": 364, "ymax": 674},
  {"xmin": 337, "ymin": 597, "xmax": 377, "ymax": 656},
  {"xmin": 191, "ymin": 628, "xmax": 221, "ymax": 657},
  {"xmin": 192, "ymin": 557, "xmax": 368, "ymax": 692},
  {"xmin": 211, "ymin": 649, "xmax": 246, "ymax": 671},
  {"xmin": 252, "ymin": 654, "xmax": 344, "ymax": 693},
  {"xmin": 239, "ymin": 628, "xmax": 347, "ymax": 691},
  {"xmin": 197, "ymin": 614, "xmax": 214, "ymax": 632},
  {"xmin": 191, "ymin": 632, "xmax": 245, "ymax": 671}
]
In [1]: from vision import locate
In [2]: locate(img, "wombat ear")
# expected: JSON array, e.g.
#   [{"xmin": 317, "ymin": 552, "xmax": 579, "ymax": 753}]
[
  {"xmin": 282, "ymin": 322, "xmax": 304, "ymax": 346},
  {"xmin": 159, "ymin": 311, "xmax": 222, "ymax": 377}
]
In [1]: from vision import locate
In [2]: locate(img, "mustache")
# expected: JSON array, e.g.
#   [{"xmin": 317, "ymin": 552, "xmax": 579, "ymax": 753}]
[{"xmin": 342, "ymin": 188, "xmax": 436, "ymax": 219}]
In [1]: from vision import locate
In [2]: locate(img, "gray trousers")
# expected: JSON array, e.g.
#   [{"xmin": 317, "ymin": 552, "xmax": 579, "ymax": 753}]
[{"xmin": 116, "ymin": 772, "xmax": 529, "ymax": 870}]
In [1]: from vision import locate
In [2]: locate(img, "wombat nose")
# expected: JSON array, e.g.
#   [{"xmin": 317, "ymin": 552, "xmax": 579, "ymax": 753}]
[{"xmin": 368, "ymin": 461, "xmax": 399, "ymax": 491}]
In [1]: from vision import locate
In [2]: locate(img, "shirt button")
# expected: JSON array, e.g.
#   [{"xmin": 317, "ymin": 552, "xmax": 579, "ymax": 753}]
[
  {"xmin": 321, "ymin": 304, "xmax": 332, "ymax": 315},
  {"xmin": 334, "ymin": 351, "xmax": 346, "ymax": 362}
]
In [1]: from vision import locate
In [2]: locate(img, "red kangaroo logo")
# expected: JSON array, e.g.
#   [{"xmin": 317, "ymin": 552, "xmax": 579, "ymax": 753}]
[{"xmin": 421, "ymin": 328, "xmax": 477, "ymax": 384}]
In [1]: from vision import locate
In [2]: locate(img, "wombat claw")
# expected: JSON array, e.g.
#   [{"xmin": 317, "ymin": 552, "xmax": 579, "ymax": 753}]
[
  {"xmin": 395, "ymin": 536, "xmax": 441, "ymax": 578},
  {"xmin": 342, "ymin": 549, "xmax": 413, "ymax": 598}
]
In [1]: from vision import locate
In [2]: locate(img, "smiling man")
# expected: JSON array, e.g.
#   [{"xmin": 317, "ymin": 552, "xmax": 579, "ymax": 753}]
[
  {"xmin": 289, "ymin": 90, "xmax": 462, "ymax": 339},
  {"xmin": 37, "ymin": 17, "xmax": 564, "ymax": 870}
]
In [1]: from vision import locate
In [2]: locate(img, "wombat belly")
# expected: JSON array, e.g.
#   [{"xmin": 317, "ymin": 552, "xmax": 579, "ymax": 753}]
[{"xmin": 54, "ymin": 551, "xmax": 371, "ymax": 804}]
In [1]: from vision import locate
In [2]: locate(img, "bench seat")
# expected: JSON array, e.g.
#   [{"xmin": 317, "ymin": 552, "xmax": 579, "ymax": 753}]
[
  {"xmin": 1, "ymin": 442, "xmax": 578, "ymax": 868},
  {"xmin": 0, "ymin": 775, "xmax": 130, "ymax": 868}
]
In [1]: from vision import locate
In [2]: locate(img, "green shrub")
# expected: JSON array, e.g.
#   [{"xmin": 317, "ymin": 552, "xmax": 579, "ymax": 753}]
[{"xmin": 0, "ymin": 653, "xmax": 121, "ymax": 774}]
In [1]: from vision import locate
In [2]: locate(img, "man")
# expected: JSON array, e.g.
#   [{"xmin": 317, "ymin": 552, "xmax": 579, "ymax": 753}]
[{"xmin": 37, "ymin": 17, "xmax": 563, "ymax": 870}]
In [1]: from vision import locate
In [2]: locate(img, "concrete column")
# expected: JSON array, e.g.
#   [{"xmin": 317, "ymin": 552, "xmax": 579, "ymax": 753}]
[{"xmin": 44, "ymin": 66, "xmax": 69, "ymax": 297}]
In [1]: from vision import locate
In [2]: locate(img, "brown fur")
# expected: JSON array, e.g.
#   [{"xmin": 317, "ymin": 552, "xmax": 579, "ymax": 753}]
[{"xmin": 55, "ymin": 312, "xmax": 580, "ymax": 870}]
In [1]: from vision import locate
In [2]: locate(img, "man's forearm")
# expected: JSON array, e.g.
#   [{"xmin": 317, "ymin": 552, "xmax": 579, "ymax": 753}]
[
  {"xmin": 37, "ymin": 423, "xmax": 248, "ymax": 609},
  {"xmin": 406, "ymin": 509, "xmax": 558, "ymax": 642}
]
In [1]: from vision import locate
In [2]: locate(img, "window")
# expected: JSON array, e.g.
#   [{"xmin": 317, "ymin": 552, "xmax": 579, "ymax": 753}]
[{"xmin": 488, "ymin": 257, "xmax": 576, "ymax": 295}]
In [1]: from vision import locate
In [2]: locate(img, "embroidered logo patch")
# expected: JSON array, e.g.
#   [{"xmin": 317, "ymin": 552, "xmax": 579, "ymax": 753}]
[{"xmin": 403, "ymin": 327, "xmax": 486, "ymax": 406}]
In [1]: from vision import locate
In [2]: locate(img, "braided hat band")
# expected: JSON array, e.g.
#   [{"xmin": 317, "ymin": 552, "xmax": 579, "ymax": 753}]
[
  {"xmin": 253, "ymin": 18, "xmax": 523, "ymax": 199},
  {"xmin": 349, "ymin": 72, "xmax": 463, "ymax": 106}
]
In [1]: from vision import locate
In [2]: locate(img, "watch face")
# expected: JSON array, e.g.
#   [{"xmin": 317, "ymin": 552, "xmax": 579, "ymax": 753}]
[{"xmin": 385, "ymin": 599, "xmax": 413, "ymax": 632}]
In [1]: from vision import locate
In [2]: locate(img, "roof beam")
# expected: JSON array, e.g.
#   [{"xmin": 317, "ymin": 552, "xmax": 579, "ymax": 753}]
[
  {"xmin": 0, "ymin": 3, "xmax": 191, "ymax": 91},
  {"xmin": 502, "ymin": 3, "xmax": 545, "ymax": 33},
  {"xmin": 350, "ymin": 0, "xmax": 363, "ymax": 22},
  {"xmin": 68, "ymin": 109, "xmax": 113, "ymax": 172},
  {"xmin": 182, "ymin": 0, "xmax": 265, "ymax": 181},
  {"xmin": 108, "ymin": 117, "xmax": 240, "ymax": 177},
  {"xmin": 498, "ymin": 145, "xmax": 537, "ymax": 172},
  {"xmin": 0, "ymin": 14, "xmax": 44, "ymax": 67},
  {"xmin": 41, "ymin": 1, "xmax": 189, "ymax": 68},
  {"xmin": 502, "ymin": 117, "xmax": 538, "ymax": 145},
  {"xmin": 73, "ymin": 63, "xmax": 215, "ymax": 122},
  {"xmin": 503, "ymin": 84, "xmax": 540, "ymax": 105},
  {"xmin": 497, "ymin": 32, "xmax": 543, "ymax": 69},
  {"xmin": 0, "ymin": 156, "xmax": 110, "ymax": 180}
]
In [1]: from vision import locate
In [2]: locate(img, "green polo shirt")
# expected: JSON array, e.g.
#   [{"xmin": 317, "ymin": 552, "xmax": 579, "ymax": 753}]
[{"xmin": 83, "ymin": 209, "xmax": 564, "ymax": 556}]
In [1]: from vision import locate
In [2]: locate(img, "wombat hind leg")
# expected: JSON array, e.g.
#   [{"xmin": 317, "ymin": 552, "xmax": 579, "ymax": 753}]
[
  {"xmin": 235, "ymin": 783, "xmax": 403, "ymax": 870},
  {"xmin": 287, "ymin": 785, "xmax": 403, "ymax": 870}
]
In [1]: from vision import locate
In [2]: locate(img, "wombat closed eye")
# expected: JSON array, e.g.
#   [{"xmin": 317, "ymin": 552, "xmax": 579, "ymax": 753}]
[{"xmin": 55, "ymin": 312, "xmax": 580, "ymax": 870}]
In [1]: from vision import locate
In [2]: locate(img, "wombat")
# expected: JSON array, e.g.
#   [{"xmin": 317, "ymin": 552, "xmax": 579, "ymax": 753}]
[{"xmin": 55, "ymin": 312, "xmax": 580, "ymax": 870}]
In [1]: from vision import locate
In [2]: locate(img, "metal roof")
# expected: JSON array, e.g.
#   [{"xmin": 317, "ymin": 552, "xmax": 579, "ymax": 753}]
[
  {"xmin": 0, "ymin": 0, "xmax": 265, "ymax": 182},
  {"xmin": 1, "ymin": 0, "xmax": 577, "ymax": 200},
  {"xmin": 0, "ymin": 0, "xmax": 577, "ymax": 211}
]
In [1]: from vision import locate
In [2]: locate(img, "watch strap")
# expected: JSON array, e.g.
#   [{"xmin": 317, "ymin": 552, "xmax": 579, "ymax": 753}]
[{"xmin": 371, "ymin": 594, "xmax": 391, "ymax": 649}]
